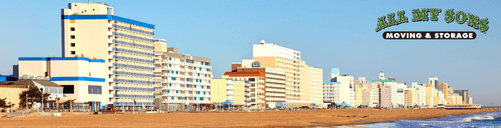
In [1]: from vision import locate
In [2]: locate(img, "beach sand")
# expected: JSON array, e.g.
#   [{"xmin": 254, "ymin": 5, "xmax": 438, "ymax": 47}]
[{"xmin": 0, "ymin": 109, "xmax": 499, "ymax": 127}]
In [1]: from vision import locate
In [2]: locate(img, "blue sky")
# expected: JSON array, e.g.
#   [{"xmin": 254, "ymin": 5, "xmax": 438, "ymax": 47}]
[{"xmin": 0, "ymin": 0, "xmax": 500, "ymax": 105}]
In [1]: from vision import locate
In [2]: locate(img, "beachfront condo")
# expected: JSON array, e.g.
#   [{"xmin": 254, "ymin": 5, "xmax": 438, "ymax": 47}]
[
  {"xmin": 253, "ymin": 40, "xmax": 309, "ymax": 107},
  {"xmin": 210, "ymin": 78, "xmax": 231, "ymax": 105},
  {"xmin": 330, "ymin": 68, "xmax": 354, "ymax": 106},
  {"xmin": 411, "ymin": 82, "xmax": 427, "ymax": 107},
  {"xmin": 228, "ymin": 60, "xmax": 287, "ymax": 108},
  {"xmin": 359, "ymin": 82, "xmax": 379, "ymax": 108},
  {"xmin": 323, "ymin": 82, "xmax": 340, "ymax": 105},
  {"xmin": 212, "ymin": 76, "xmax": 247, "ymax": 107},
  {"xmin": 62, "ymin": 2, "xmax": 156, "ymax": 110},
  {"xmin": 299, "ymin": 61, "xmax": 323, "ymax": 107},
  {"xmin": 223, "ymin": 72, "xmax": 267, "ymax": 109},
  {"xmin": 353, "ymin": 80, "xmax": 364, "ymax": 107},
  {"xmin": 153, "ymin": 42, "xmax": 213, "ymax": 111},
  {"xmin": 404, "ymin": 88, "xmax": 419, "ymax": 107}
]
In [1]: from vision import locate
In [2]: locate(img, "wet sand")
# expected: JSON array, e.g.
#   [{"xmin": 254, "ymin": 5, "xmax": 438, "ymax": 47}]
[{"xmin": 0, "ymin": 109, "xmax": 499, "ymax": 127}]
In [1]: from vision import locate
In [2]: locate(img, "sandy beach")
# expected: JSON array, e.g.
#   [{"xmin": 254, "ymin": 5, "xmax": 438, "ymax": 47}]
[{"xmin": 0, "ymin": 109, "xmax": 499, "ymax": 127}]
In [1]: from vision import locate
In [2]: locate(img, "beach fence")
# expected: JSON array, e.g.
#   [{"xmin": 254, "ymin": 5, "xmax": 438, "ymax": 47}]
[
  {"xmin": 72, "ymin": 103, "xmax": 91, "ymax": 112},
  {"xmin": 480, "ymin": 106, "xmax": 501, "ymax": 110}
]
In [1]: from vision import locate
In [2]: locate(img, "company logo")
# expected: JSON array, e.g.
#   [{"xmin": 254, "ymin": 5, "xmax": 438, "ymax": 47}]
[{"xmin": 376, "ymin": 8, "xmax": 489, "ymax": 39}]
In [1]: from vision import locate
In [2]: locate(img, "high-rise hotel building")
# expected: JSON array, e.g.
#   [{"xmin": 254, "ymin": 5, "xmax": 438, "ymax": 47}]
[
  {"xmin": 62, "ymin": 2, "xmax": 156, "ymax": 109},
  {"xmin": 253, "ymin": 40, "xmax": 308, "ymax": 107},
  {"xmin": 299, "ymin": 61, "xmax": 323, "ymax": 106},
  {"xmin": 153, "ymin": 41, "xmax": 213, "ymax": 111}
]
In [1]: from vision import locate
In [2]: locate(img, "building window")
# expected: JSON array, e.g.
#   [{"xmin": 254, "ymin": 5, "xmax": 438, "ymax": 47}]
[
  {"xmin": 167, "ymin": 90, "xmax": 170, "ymax": 93},
  {"xmin": 61, "ymin": 85, "xmax": 74, "ymax": 94},
  {"xmin": 194, "ymin": 85, "xmax": 197, "ymax": 88},
  {"xmin": 169, "ymin": 64, "xmax": 172, "ymax": 67},
  {"xmin": 176, "ymin": 90, "xmax": 178, "ymax": 93},
  {"xmin": 171, "ymin": 97, "xmax": 174, "ymax": 100},
  {"xmin": 198, "ymin": 73, "xmax": 200, "ymax": 76},
  {"xmin": 71, "ymin": 43, "xmax": 75, "ymax": 47},
  {"xmin": 169, "ymin": 83, "xmax": 172, "ymax": 86},
  {"xmin": 176, "ymin": 71, "xmax": 178, "ymax": 74},
  {"xmin": 205, "ymin": 74, "xmax": 207, "ymax": 77},
  {"xmin": 185, "ymin": 97, "xmax": 187, "ymax": 100},
  {"xmin": 249, "ymin": 78, "xmax": 255, "ymax": 82},
  {"xmin": 207, "ymin": 86, "xmax": 210, "ymax": 89},
  {"xmin": 171, "ymin": 77, "xmax": 176, "ymax": 80},
  {"xmin": 186, "ymin": 60, "xmax": 189, "ymax": 63},
  {"xmin": 169, "ymin": 57, "xmax": 172, "ymax": 60},
  {"xmin": 71, "ymin": 51, "xmax": 76, "ymax": 55},
  {"xmin": 194, "ymin": 67, "xmax": 196, "ymax": 70},
  {"xmin": 88, "ymin": 85, "xmax": 102, "ymax": 94},
  {"xmin": 70, "ymin": 27, "xmax": 75, "ymax": 31},
  {"xmin": 186, "ymin": 85, "xmax": 189, "ymax": 88},
  {"xmin": 70, "ymin": 35, "xmax": 75, "ymax": 39}
]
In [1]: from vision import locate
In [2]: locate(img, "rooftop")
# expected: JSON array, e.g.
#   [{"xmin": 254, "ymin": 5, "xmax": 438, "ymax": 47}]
[{"xmin": 372, "ymin": 79, "xmax": 396, "ymax": 83}]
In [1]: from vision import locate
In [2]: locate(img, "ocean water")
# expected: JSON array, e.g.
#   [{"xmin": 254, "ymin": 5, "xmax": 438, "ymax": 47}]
[{"xmin": 346, "ymin": 110, "xmax": 501, "ymax": 128}]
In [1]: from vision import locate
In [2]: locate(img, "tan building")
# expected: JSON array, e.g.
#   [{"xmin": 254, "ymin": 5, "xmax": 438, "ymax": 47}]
[
  {"xmin": 438, "ymin": 81, "xmax": 452, "ymax": 104},
  {"xmin": 223, "ymin": 72, "xmax": 266, "ymax": 109},
  {"xmin": 353, "ymin": 80, "xmax": 364, "ymax": 107},
  {"xmin": 299, "ymin": 61, "xmax": 323, "ymax": 106},
  {"xmin": 228, "ymin": 60, "xmax": 288, "ymax": 108},
  {"xmin": 210, "ymin": 78, "xmax": 229, "ymax": 104},
  {"xmin": 61, "ymin": 2, "xmax": 156, "ymax": 109},
  {"xmin": 360, "ymin": 82, "xmax": 379, "ymax": 107},
  {"xmin": 253, "ymin": 40, "xmax": 306, "ymax": 106},
  {"xmin": 404, "ymin": 88, "xmax": 418, "ymax": 107},
  {"xmin": 423, "ymin": 84, "xmax": 434, "ymax": 107},
  {"xmin": 153, "ymin": 42, "xmax": 212, "ymax": 111}
]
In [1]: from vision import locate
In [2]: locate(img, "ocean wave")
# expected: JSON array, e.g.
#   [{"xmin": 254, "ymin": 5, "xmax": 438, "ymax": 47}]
[{"xmin": 348, "ymin": 111, "xmax": 501, "ymax": 128}]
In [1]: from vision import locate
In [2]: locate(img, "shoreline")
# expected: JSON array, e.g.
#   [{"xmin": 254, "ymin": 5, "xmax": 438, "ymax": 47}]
[
  {"xmin": 0, "ymin": 109, "xmax": 499, "ymax": 127},
  {"xmin": 340, "ymin": 109, "xmax": 500, "ymax": 127}
]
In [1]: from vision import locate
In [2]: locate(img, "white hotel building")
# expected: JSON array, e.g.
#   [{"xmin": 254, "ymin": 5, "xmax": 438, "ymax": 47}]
[{"xmin": 153, "ymin": 41, "xmax": 213, "ymax": 111}]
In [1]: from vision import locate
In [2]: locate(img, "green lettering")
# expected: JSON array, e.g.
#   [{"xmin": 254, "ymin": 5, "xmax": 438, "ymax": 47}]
[
  {"xmin": 388, "ymin": 13, "xmax": 398, "ymax": 26},
  {"xmin": 479, "ymin": 18, "xmax": 489, "ymax": 32},
  {"xmin": 429, "ymin": 9, "xmax": 442, "ymax": 21},
  {"xmin": 376, "ymin": 16, "xmax": 388, "ymax": 32},
  {"xmin": 412, "ymin": 9, "xmax": 429, "ymax": 22},
  {"xmin": 444, "ymin": 9, "xmax": 455, "ymax": 23},
  {"xmin": 467, "ymin": 13, "xmax": 479, "ymax": 29},
  {"xmin": 397, "ymin": 10, "xmax": 408, "ymax": 24},
  {"xmin": 455, "ymin": 11, "xmax": 467, "ymax": 24}
]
